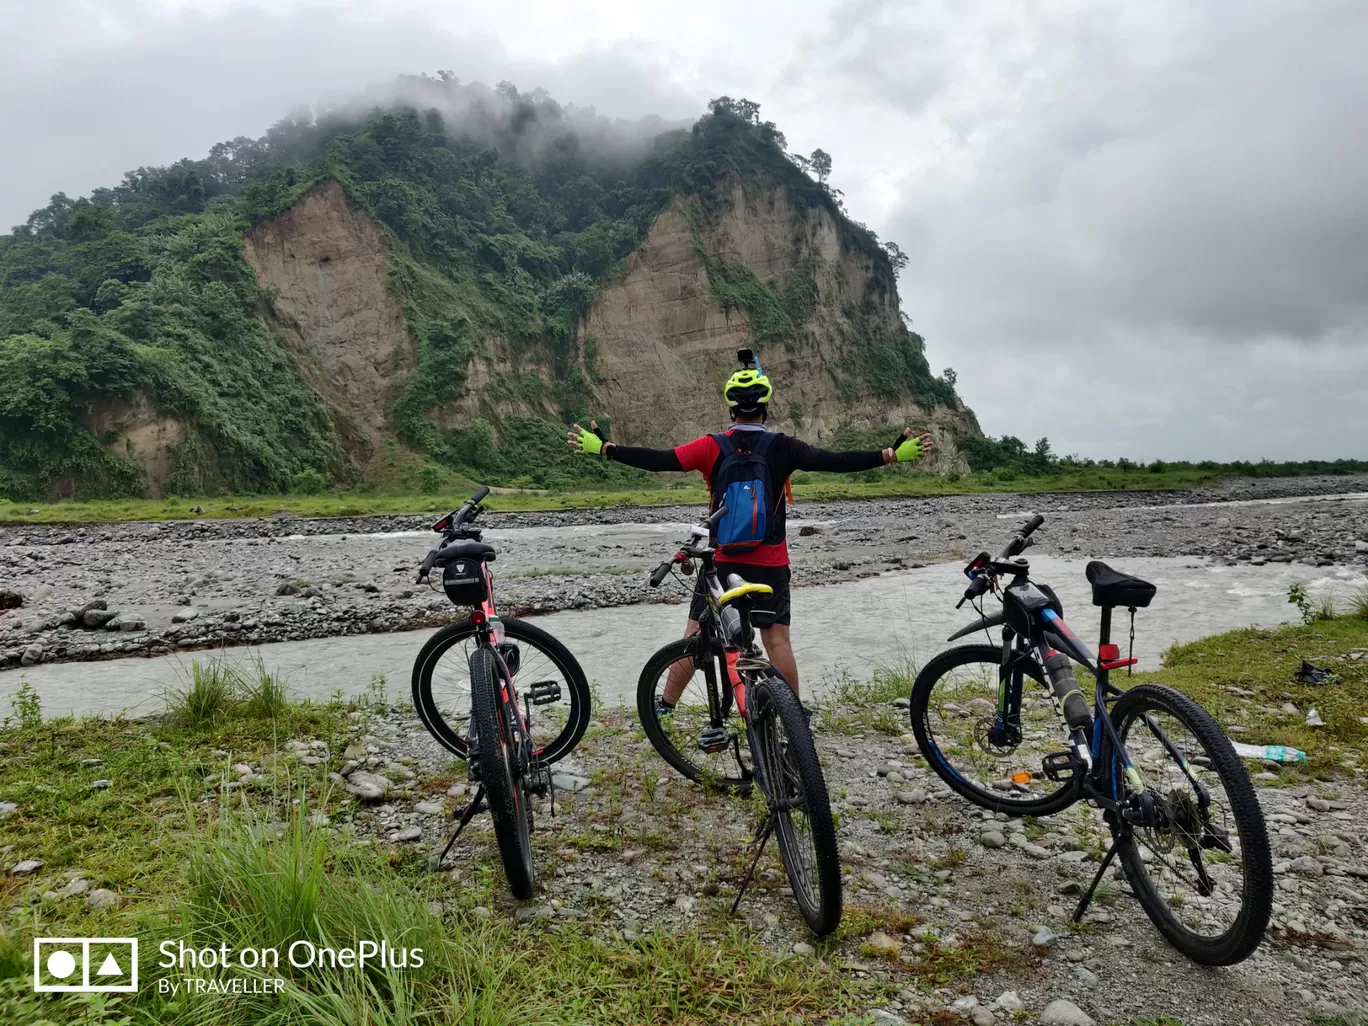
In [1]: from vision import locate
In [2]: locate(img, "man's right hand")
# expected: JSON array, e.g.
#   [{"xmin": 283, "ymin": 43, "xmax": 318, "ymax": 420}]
[{"xmin": 567, "ymin": 421, "xmax": 606, "ymax": 456}]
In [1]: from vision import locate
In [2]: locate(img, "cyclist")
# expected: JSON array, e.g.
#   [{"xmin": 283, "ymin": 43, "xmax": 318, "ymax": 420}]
[{"xmin": 567, "ymin": 351, "xmax": 932, "ymax": 705}]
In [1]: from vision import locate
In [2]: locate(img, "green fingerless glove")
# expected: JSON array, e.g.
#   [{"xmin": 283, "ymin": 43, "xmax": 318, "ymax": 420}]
[
  {"xmin": 894, "ymin": 436, "xmax": 925, "ymax": 463},
  {"xmin": 576, "ymin": 429, "xmax": 603, "ymax": 456}
]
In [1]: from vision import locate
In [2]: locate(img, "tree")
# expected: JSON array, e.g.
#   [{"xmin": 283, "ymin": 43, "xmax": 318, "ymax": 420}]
[
  {"xmin": 808, "ymin": 149, "xmax": 832, "ymax": 184},
  {"xmin": 883, "ymin": 240, "xmax": 909, "ymax": 271},
  {"xmin": 942, "ymin": 367, "xmax": 957, "ymax": 388}
]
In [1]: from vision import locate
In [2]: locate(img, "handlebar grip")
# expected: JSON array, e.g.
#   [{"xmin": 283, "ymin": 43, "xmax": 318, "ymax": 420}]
[
  {"xmin": 649, "ymin": 561, "xmax": 672, "ymax": 588},
  {"xmin": 417, "ymin": 548, "xmax": 440, "ymax": 583},
  {"xmin": 1021, "ymin": 514, "xmax": 1044, "ymax": 537},
  {"xmin": 965, "ymin": 574, "xmax": 991, "ymax": 601},
  {"xmin": 472, "ymin": 485, "xmax": 490, "ymax": 504},
  {"xmin": 706, "ymin": 504, "xmax": 728, "ymax": 529}
]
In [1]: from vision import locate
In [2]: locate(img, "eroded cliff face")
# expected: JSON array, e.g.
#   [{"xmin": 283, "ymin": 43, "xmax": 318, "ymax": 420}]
[
  {"xmin": 580, "ymin": 182, "xmax": 977, "ymax": 470},
  {"xmin": 80, "ymin": 394, "xmax": 187, "ymax": 499},
  {"xmin": 221, "ymin": 177, "xmax": 976, "ymax": 480},
  {"xmin": 242, "ymin": 182, "xmax": 416, "ymax": 465}
]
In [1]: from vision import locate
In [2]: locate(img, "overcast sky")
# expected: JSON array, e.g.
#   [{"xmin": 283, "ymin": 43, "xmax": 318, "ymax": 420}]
[{"xmin": 3, "ymin": 0, "xmax": 1365, "ymax": 461}]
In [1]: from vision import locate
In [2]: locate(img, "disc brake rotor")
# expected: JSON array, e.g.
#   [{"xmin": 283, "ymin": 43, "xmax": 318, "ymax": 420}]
[{"xmin": 973, "ymin": 715, "xmax": 1021, "ymax": 756}]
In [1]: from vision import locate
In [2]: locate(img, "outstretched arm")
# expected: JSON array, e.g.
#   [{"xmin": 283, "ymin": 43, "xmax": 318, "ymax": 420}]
[
  {"xmin": 783, "ymin": 429, "xmax": 933, "ymax": 473},
  {"xmin": 567, "ymin": 422, "xmax": 685, "ymax": 472}
]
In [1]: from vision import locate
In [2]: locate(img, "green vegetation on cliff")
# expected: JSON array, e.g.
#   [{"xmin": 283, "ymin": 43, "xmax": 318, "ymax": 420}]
[{"xmin": 0, "ymin": 79, "xmax": 957, "ymax": 500}]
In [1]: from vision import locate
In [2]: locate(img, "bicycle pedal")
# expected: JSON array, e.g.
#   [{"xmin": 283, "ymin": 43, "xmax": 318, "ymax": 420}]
[
  {"xmin": 527, "ymin": 680, "xmax": 562, "ymax": 706},
  {"xmin": 697, "ymin": 726, "xmax": 730, "ymax": 753},
  {"xmin": 1042, "ymin": 751, "xmax": 1085, "ymax": 781}
]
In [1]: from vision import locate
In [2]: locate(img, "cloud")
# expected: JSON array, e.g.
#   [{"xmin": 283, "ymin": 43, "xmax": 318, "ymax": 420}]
[
  {"xmin": 794, "ymin": 0, "xmax": 1368, "ymax": 458},
  {"xmin": 0, "ymin": 2, "xmax": 703, "ymax": 230}
]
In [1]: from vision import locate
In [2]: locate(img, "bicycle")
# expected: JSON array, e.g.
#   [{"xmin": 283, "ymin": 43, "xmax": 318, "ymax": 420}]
[
  {"xmin": 636, "ymin": 507, "xmax": 842, "ymax": 935},
  {"xmin": 411, "ymin": 486, "xmax": 591, "ymax": 898},
  {"xmin": 910, "ymin": 515, "xmax": 1272, "ymax": 965}
]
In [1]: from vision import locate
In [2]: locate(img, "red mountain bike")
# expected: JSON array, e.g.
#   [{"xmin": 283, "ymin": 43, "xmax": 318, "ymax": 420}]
[{"xmin": 412, "ymin": 487, "xmax": 590, "ymax": 898}]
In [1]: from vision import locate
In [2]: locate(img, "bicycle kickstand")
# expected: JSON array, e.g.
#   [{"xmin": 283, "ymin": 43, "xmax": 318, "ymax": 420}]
[
  {"xmin": 1072, "ymin": 836, "xmax": 1123, "ymax": 924},
  {"xmin": 434, "ymin": 785, "xmax": 486, "ymax": 868},
  {"xmin": 730, "ymin": 814, "xmax": 776, "ymax": 915}
]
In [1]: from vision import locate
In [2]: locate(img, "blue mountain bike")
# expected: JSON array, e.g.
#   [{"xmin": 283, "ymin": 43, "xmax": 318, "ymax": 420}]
[{"xmin": 910, "ymin": 516, "xmax": 1272, "ymax": 965}]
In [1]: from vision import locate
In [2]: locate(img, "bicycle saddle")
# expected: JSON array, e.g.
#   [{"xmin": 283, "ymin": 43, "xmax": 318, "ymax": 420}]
[
  {"xmin": 1085, "ymin": 560, "xmax": 1156, "ymax": 608},
  {"xmin": 435, "ymin": 539, "xmax": 497, "ymax": 564}
]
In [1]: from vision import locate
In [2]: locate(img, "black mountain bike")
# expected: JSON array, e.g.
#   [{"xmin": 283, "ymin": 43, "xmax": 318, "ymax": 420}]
[
  {"xmin": 910, "ymin": 515, "xmax": 1272, "ymax": 965},
  {"xmin": 411, "ymin": 487, "xmax": 591, "ymax": 898},
  {"xmin": 637, "ymin": 507, "xmax": 842, "ymax": 935}
]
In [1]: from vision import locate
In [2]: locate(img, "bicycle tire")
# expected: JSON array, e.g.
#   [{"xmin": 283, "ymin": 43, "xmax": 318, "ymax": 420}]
[
  {"xmin": 911, "ymin": 644, "xmax": 1082, "ymax": 815},
  {"xmin": 750, "ymin": 675, "xmax": 842, "ymax": 936},
  {"xmin": 469, "ymin": 646, "xmax": 535, "ymax": 899},
  {"xmin": 1101, "ymin": 683, "xmax": 1272, "ymax": 965},
  {"xmin": 636, "ymin": 636, "xmax": 752, "ymax": 793},
  {"xmin": 412, "ymin": 617, "xmax": 591, "ymax": 765}
]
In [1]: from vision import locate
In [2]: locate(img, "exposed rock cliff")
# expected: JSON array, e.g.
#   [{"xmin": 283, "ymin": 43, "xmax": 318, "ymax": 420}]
[
  {"xmin": 242, "ymin": 178, "xmax": 978, "ymax": 476},
  {"xmin": 581, "ymin": 183, "xmax": 978, "ymax": 470},
  {"xmin": 243, "ymin": 182, "xmax": 416, "ymax": 468}
]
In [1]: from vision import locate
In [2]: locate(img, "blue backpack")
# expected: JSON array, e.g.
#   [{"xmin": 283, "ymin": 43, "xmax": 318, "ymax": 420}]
[{"xmin": 709, "ymin": 432, "xmax": 778, "ymax": 553}]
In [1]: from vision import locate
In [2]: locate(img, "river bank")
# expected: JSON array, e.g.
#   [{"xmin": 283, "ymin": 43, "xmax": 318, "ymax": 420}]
[
  {"xmin": 1, "ymin": 476, "xmax": 1366, "ymax": 672},
  {"xmin": 1, "ymin": 616, "xmax": 1364, "ymax": 1026}
]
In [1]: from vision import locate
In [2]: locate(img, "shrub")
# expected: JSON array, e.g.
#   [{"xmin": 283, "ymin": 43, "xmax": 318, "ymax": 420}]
[{"xmin": 292, "ymin": 468, "xmax": 328, "ymax": 495}]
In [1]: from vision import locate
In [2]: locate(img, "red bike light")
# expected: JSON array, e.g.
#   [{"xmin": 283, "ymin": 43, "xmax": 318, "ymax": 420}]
[
  {"xmin": 432, "ymin": 515, "xmax": 451, "ymax": 533},
  {"xmin": 1098, "ymin": 643, "xmax": 1120, "ymax": 662},
  {"xmin": 470, "ymin": 609, "xmax": 487, "ymax": 626}
]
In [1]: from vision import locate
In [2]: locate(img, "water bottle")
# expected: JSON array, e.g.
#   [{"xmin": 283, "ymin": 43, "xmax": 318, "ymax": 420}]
[
  {"xmin": 719, "ymin": 606, "xmax": 742, "ymax": 644},
  {"xmin": 1042, "ymin": 650, "xmax": 1091, "ymax": 730}
]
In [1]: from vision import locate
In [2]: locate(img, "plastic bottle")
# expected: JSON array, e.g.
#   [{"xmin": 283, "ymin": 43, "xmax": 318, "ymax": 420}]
[{"xmin": 1042, "ymin": 651, "xmax": 1092, "ymax": 729}]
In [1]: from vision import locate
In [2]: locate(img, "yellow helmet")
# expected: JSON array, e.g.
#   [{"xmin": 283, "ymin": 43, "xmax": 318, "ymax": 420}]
[{"xmin": 723, "ymin": 368, "xmax": 773, "ymax": 412}]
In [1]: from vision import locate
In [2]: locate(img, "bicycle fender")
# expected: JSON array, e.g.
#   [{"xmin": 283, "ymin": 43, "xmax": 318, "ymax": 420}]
[{"xmin": 947, "ymin": 609, "xmax": 1006, "ymax": 641}]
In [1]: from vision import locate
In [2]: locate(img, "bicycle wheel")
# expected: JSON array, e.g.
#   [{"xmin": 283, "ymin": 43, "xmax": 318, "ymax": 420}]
[
  {"xmin": 749, "ymin": 674, "xmax": 842, "ymax": 935},
  {"xmin": 412, "ymin": 617, "xmax": 590, "ymax": 765},
  {"xmin": 911, "ymin": 644, "xmax": 1082, "ymax": 815},
  {"xmin": 469, "ymin": 646, "xmax": 535, "ymax": 899},
  {"xmin": 637, "ymin": 636, "xmax": 752, "ymax": 792},
  {"xmin": 1101, "ymin": 683, "xmax": 1272, "ymax": 965}
]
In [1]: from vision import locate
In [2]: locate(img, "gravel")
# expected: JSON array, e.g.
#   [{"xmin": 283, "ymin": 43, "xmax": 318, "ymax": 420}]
[{"xmin": 2, "ymin": 475, "xmax": 1366, "ymax": 669}]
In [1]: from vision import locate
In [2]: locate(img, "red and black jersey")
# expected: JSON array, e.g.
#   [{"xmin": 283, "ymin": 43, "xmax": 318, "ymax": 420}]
[{"xmin": 607, "ymin": 426, "xmax": 886, "ymax": 567}]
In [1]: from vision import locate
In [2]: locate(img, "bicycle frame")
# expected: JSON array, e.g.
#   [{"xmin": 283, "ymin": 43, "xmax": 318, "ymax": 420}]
[
  {"xmin": 991, "ymin": 597, "xmax": 1200, "ymax": 820},
  {"xmin": 676, "ymin": 528, "xmax": 768, "ymax": 723}
]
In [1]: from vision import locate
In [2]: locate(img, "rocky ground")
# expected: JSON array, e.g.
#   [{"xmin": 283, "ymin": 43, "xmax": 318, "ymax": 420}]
[
  {"xmin": 212, "ymin": 688, "xmax": 1366, "ymax": 1026},
  {"xmin": 1, "ymin": 476, "xmax": 1366, "ymax": 671}
]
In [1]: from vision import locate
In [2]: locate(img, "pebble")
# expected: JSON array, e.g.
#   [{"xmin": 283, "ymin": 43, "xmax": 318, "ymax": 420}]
[
  {"xmin": 996, "ymin": 991, "xmax": 1024, "ymax": 1012},
  {"xmin": 9, "ymin": 859, "xmax": 43, "ymax": 875},
  {"xmin": 86, "ymin": 888, "xmax": 121, "ymax": 909},
  {"xmin": 979, "ymin": 830, "xmax": 1007, "ymax": 848},
  {"xmin": 344, "ymin": 772, "xmax": 391, "ymax": 801},
  {"xmin": 90, "ymin": 779, "xmax": 111, "ymax": 790},
  {"xmin": 1289, "ymin": 856, "xmax": 1325, "ymax": 876},
  {"xmin": 1033, "ymin": 927, "xmax": 1058, "ymax": 947},
  {"xmin": 414, "ymin": 802, "xmax": 444, "ymax": 815},
  {"xmin": 792, "ymin": 942, "xmax": 815, "ymax": 957},
  {"xmin": 894, "ymin": 789, "xmax": 927, "ymax": 805},
  {"xmin": 865, "ymin": 931, "xmax": 902, "ymax": 955},
  {"xmin": 553, "ymin": 773, "xmax": 592, "ymax": 792},
  {"xmin": 390, "ymin": 826, "xmax": 422, "ymax": 842},
  {"xmin": 0, "ymin": 802, "xmax": 17, "ymax": 819},
  {"xmin": 1041, "ymin": 999, "xmax": 1096, "ymax": 1026}
]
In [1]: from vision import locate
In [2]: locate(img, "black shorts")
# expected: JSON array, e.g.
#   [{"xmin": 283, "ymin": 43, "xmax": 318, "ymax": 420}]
[{"xmin": 688, "ymin": 562, "xmax": 792, "ymax": 626}]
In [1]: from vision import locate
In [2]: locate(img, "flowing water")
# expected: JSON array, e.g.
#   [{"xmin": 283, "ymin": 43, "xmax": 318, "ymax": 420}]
[{"xmin": 8, "ymin": 555, "xmax": 1364, "ymax": 720}]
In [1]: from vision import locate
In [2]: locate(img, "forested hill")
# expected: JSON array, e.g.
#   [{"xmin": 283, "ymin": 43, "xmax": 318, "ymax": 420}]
[{"xmin": 0, "ymin": 76, "xmax": 977, "ymax": 501}]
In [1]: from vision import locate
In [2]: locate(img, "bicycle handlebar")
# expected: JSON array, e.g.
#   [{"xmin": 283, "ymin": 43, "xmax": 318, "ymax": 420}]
[
  {"xmin": 647, "ymin": 505, "xmax": 731, "ymax": 587},
  {"xmin": 648, "ymin": 561, "xmax": 674, "ymax": 588},
  {"xmin": 998, "ymin": 514, "xmax": 1044, "ymax": 559}
]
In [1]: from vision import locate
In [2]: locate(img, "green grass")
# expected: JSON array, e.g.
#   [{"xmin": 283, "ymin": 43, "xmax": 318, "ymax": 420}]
[
  {"xmin": 0, "ymin": 660, "xmax": 863, "ymax": 1026},
  {"xmin": 1134, "ymin": 614, "xmax": 1368, "ymax": 777},
  {"xmin": 0, "ymin": 465, "xmax": 1265, "ymax": 524}
]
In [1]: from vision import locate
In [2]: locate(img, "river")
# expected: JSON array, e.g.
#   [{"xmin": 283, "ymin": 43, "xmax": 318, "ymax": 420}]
[{"xmin": 8, "ymin": 555, "xmax": 1364, "ymax": 719}]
